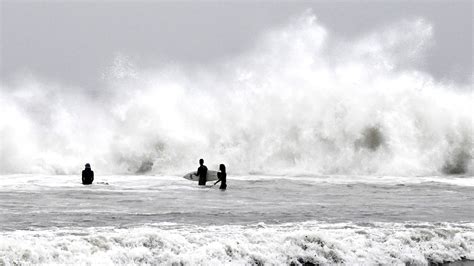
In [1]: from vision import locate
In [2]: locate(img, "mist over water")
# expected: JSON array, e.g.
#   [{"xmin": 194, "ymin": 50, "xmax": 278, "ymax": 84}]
[{"xmin": 0, "ymin": 13, "xmax": 472, "ymax": 175}]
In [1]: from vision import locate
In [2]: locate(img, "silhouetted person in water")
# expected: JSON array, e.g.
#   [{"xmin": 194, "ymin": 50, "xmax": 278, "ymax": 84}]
[
  {"xmin": 196, "ymin": 158, "xmax": 208, "ymax": 186},
  {"xmin": 82, "ymin": 163, "xmax": 94, "ymax": 185},
  {"xmin": 214, "ymin": 164, "xmax": 227, "ymax": 190}
]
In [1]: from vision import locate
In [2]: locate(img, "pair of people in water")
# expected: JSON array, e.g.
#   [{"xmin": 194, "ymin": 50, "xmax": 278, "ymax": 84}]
[{"xmin": 196, "ymin": 158, "xmax": 227, "ymax": 190}]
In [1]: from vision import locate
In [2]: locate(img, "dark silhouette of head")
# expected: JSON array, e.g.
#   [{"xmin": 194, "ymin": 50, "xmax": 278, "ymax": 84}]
[
  {"xmin": 85, "ymin": 163, "xmax": 91, "ymax": 169},
  {"xmin": 219, "ymin": 164, "xmax": 226, "ymax": 173},
  {"xmin": 199, "ymin": 159, "xmax": 204, "ymax": 165}
]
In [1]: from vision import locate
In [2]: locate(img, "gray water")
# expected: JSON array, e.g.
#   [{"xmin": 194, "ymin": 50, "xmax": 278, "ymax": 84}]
[
  {"xmin": 1, "ymin": 174, "xmax": 473, "ymax": 230},
  {"xmin": 1, "ymin": 174, "xmax": 473, "ymax": 265}
]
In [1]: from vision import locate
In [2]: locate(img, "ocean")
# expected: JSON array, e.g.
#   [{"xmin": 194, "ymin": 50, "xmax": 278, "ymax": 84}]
[
  {"xmin": 1, "ymin": 9, "xmax": 473, "ymax": 266},
  {"xmin": 1, "ymin": 174, "xmax": 473, "ymax": 265}
]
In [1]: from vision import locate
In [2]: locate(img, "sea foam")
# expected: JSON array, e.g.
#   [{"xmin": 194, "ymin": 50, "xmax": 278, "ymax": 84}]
[
  {"xmin": 1, "ymin": 12, "xmax": 472, "ymax": 176},
  {"xmin": 1, "ymin": 221, "xmax": 473, "ymax": 265}
]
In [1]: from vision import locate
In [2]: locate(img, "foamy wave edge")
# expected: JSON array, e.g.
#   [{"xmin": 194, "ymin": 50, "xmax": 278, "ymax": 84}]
[{"xmin": 1, "ymin": 221, "xmax": 473, "ymax": 265}]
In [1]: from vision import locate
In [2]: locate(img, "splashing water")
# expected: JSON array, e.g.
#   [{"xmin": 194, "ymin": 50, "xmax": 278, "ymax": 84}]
[
  {"xmin": 0, "ymin": 13, "xmax": 472, "ymax": 175},
  {"xmin": 1, "ymin": 222, "xmax": 474, "ymax": 265}
]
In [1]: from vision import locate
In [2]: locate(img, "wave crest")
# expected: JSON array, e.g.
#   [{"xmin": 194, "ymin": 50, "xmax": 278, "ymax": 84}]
[{"xmin": 0, "ymin": 12, "xmax": 472, "ymax": 175}]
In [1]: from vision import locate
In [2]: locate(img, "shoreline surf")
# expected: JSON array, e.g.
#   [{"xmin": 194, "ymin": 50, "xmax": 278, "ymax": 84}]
[{"xmin": 1, "ymin": 221, "xmax": 473, "ymax": 265}]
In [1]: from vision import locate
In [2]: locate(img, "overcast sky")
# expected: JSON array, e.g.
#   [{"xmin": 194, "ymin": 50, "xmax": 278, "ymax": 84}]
[{"xmin": 1, "ymin": 1, "xmax": 472, "ymax": 89}]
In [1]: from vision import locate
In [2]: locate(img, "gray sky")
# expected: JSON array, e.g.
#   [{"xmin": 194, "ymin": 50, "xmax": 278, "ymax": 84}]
[{"xmin": 1, "ymin": 1, "xmax": 472, "ymax": 89}]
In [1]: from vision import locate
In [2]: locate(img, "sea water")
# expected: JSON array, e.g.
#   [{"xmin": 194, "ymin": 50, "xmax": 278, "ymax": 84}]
[
  {"xmin": 1, "ymin": 11, "xmax": 473, "ymax": 265},
  {"xmin": 1, "ymin": 174, "xmax": 473, "ymax": 265}
]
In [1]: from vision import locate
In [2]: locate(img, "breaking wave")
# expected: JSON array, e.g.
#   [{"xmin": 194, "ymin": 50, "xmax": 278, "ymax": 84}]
[
  {"xmin": 0, "ymin": 12, "xmax": 472, "ymax": 175},
  {"xmin": 1, "ymin": 221, "xmax": 473, "ymax": 265}
]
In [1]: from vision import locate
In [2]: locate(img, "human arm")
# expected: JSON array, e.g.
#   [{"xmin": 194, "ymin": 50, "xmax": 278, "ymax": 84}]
[{"xmin": 214, "ymin": 172, "xmax": 222, "ymax": 185}]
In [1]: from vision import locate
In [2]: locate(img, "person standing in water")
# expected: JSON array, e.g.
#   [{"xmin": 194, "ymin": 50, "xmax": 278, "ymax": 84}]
[
  {"xmin": 82, "ymin": 163, "xmax": 94, "ymax": 185},
  {"xmin": 214, "ymin": 164, "xmax": 227, "ymax": 190},
  {"xmin": 196, "ymin": 159, "xmax": 208, "ymax": 186}
]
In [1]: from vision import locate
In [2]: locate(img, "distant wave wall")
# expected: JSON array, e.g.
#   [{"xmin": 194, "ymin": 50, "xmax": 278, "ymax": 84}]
[{"xmin": 1, "ymin": 13, "xmax": 472, "ymax": 175}]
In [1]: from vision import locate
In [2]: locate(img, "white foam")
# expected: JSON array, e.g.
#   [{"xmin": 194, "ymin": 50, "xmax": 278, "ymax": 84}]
[
  {"xmin": 0, "ymin": 12, "xmax": 472, "ymax": 176},
  {"xmin": 1, "ymin": 221, "xmax": 472, "ymax": 265}
]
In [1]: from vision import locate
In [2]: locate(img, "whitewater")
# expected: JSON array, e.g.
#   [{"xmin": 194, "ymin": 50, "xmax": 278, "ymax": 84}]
[
  {"xmin": 1, "ymin": 175, "xmax": 473, "ymax": 265},
  {"xmin": 0, "ymin": 12, "xmax": 473, "ymax": 265}
]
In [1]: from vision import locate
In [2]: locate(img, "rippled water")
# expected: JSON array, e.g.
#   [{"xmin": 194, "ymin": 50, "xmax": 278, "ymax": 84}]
[{"xmin": 1, "ymin": 174, "xmax": 473, "ymax": 265}]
